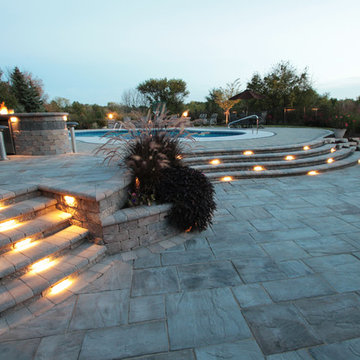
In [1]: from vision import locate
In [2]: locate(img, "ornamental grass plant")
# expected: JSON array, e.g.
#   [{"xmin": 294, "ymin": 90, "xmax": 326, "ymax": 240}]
[{"xmin": 97, "ymin": 107, "xmax": 216, "ymax": 231}]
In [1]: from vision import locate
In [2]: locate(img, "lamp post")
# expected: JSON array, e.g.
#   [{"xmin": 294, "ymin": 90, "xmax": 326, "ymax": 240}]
[
  {"xmin": 0, "ymin": 125, "xmax": 8, "ymax": 160},
  {"xmin": 67, "ymin": 122, "xmax": 78, "ymax": 153}
]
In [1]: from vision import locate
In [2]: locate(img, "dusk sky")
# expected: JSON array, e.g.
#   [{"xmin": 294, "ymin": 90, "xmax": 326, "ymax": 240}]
[{"xmin": 2, "ymin": 0, "xmax": 359, "ymax": 105}]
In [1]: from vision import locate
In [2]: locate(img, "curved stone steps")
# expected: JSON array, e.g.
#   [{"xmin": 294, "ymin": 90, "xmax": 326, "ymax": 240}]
[
  {"xmin": 207, "ymin": 152, "xmax": 360, "ymax": 181},
  {"xmin": 0, "ymin": 196, "xmax": 57, "ymax": 225},
  {"xmin": 192, "ymin": 147, "xmax": 355, "ymax": 173},
  {"xmin": 184, "ymin": 144, "xmax": 336, "ymax": 166},
  {"xmin": 184, "ymin": 139, "xmax": 327, "ymax": 158},
  {"xmin": 0, "ymin": 225, "xmax": 89, "ymax": 279},
  {"xmin": 0, "ymin": 242, "xmax": 106, "ymax": 313}
]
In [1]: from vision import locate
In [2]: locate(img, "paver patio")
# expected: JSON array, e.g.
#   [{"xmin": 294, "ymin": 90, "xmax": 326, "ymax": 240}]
[{"xmin": 1, "ymin": 127, "xmax": 360, "ymax": 359}]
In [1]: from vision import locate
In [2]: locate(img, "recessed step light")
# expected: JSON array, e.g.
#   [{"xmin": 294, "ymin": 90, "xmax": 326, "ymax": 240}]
[
  {"xmin": 221, "ymin": 176, "xmax": 233, "ymax": 182},
  {"xmin": 14, "ymin": 238, "xmax": 34, "ymax": 251},
  {"xmin": 253, "ymin": 166, "xmax": 265, "ymax": 171},
  {"xmin": 303, "ymin": 146, "xmax": 310, "ymax": 151},
  {"xmin": 327, "ymin": 158, "xmax": 334, "ymax": 164},
  {"xmin": 210, "ymin": 159, "xmax": 221, "ymax": 165},
  {"xmin": 50, "ymin": 278, "xmax": 72, "ymax": 295},
  {"xmin": 0, "ymin": 219, "xmax": 18, "ymax": 232},
  {"xmin": 243, "ymin": 151, "xmax": 254, "ymax": 156},
  {"xmin": 307, "ymin": 170, "xmax": 319, "ymax": 176},
  {"xmin": 31, "ymin": 258, "xmax": 55, "ymax": 272},
  {"xmin": 285, "ymin": 155, "xmax": 295, "ymax": 161}
]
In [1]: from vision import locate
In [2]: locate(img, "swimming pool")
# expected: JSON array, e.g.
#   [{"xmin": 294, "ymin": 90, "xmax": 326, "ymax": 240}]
[{"xmin": 75, "ymin": 128, "xmax": 274, "ymax": 143}]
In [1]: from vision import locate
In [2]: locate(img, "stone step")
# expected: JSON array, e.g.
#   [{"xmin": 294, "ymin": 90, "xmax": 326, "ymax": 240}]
[
  {"xmin": 0, "ymin": 196, "xmax": 57, "ymax": 225},
  {"xmin": 184, "ymin": 144, "xmax": 335, "ymax": 165},
  {"xmin": 183, "ymin": 139, "xmax": 327, "ymax": 158},
  {"xmin": 207, "ymin": 152, "xmax": 360, "ymax": 181},
  {"xmin": 192, "ymin": 147, "xmax": 354, "ymax": 173},
  {"xmin": 0, "ymin": 225, "xmax": 89, "ymax": 279},
  {"xmin": 0, "ymin": 185, "xmax": 39, "ymax": 207},
  {"xmin": 0, "ymin": 210, "xmax": 72, "ymax": 250},
  {"xmin": 0, "ymin": 242, "xmax": 106, "ymax": 314}
]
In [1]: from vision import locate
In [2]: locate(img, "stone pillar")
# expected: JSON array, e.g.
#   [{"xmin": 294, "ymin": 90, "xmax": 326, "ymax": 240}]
[{"xmin": 7, "ymin": 113, "xmax": 71, "ymax": 155}]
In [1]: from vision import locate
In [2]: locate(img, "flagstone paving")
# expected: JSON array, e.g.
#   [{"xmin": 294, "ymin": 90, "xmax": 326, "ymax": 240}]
[{"xmin": 1, "ymin": 128, "xmax": 360, "ymax": 359}]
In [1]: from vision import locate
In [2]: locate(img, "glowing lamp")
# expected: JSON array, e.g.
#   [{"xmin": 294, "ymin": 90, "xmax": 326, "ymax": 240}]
[
  {"xmin": 358, "ymin": 159, "xmax": 360, "ymax": 164},
  {"xmin": 327, "ymin": 158, "xmax": 334, "ymax": 164},
  {"xmin": 221, "ymin": 176, "xmax": 233, "ymax": 182},
  {"xmin": 176, "ymin": 155, "xmax": 183, "ymax": 160},
  {"xmin": 182, "ymin": 111, "xmax": 189, "ymax": 117},
  {"xmin": 0, "ymin": 220, "xmax": 18, "ymax": 232},
  {"xmin": 330, "ymin": 148, "xmax": 336, "ymax": 153},
  {"xmin": 285, "ymin": 155, "xmax": 295, "ymax": 161},
  {"xmin": 243, "ymin": 150, "xmax": 254, "ymax": 156},
  {"xmin": 307, "ymin": 170, "xmax": 319, "ymax": 176},
  {"xmin": 64, "ymin": 196, "xmax": 76, "ymax": 207},
  {"xmin": 62, "ymin": 115, "xmax": 68, "ymax": 121},
  {"xmin": 210, "ymin": 159, "xmax": 221, "ymax": 165},
  {"xmin": 14, "ymin": 238, "xmax": 34, "ymax": 251},
  {"xmin": 10, "ymin": 117, "xmax": 18, "ymax": 123},
  {"xmin": 0, "ymin": 102, "xmax": 9, "ymax": 114},
  {"xmin": 303, "ymin": 146, "xmax": 310, "ymax": 151},
  {"xmin": 50, "ymin": 279, "xmax": 72, "ymax": 295},
  {"xmin": 253, "ymin": 165, "xmax": 265, "ymax": 171},
  {"xmin": 107, "ymin": 113, "xmax": 114, "ymax": 120},
  {"xmin": 31, "ymin": 258, "xmax": 54, "ymax": 272}
]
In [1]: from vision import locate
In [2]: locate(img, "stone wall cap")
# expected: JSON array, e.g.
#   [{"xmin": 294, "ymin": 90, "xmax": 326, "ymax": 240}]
[{"xmin": 0, "ymin": 112, "xmax": 68, "ymax": 119}]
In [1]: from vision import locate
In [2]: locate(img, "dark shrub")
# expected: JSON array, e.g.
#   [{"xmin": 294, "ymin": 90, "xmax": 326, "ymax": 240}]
[
  {"xmin": 155, "ymin": 166, "xmax": 216, "ymax": 231},
  {"xmin": 124, "ymin": 131, "xmax": 183, "ymax": 203}
]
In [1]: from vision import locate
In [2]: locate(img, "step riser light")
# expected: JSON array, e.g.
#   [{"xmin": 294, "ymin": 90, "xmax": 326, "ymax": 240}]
[
  {"xmin": 31, "ymin": 258, "xmax": 55, "ymax": 272},
  {"xmin": 14, "ymin": 238, "xmax": 34, "ymax": 251},
  {"xmin": 0, "ymin": 220, "xmax": 18, "ymax": 232},
  {"xmin": 50, "ymin": 279, "xmax": 72, "ymax": 295},
  {"xmin": 221, "ymin": 176, "xmax": 233, "ymax": 182}
]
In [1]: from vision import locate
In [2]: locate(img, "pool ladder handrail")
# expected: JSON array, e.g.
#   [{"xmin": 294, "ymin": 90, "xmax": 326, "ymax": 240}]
[
  {"xmin": 228, "ymin": 115, "xmax": 259, "ymax": 134},
  {"xmin": 113, "ymin": 122, "xmax": 123, "ymax": 130}
]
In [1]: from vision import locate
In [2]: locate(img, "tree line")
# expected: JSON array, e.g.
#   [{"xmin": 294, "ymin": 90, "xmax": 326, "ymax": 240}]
[{"xmin": 1, "ymin": 63, "xmax": 359, "ymax": 132}]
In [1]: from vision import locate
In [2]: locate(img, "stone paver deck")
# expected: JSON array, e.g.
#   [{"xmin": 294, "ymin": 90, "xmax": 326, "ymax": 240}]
[{"xmin": 1, "ymin": 127, "xmax": 360, "ymax": 359}]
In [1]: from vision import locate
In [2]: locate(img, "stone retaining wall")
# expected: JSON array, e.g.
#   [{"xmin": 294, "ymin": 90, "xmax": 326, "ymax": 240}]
[{"xmin": 102, "ymin": 204, "xmax": 179, "ymax": 254}]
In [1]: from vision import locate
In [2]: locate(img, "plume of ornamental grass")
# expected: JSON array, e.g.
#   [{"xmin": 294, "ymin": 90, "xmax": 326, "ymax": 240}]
[{"xmin": 96, "ymin": 106, "xmax": 195, "ymax": 205}]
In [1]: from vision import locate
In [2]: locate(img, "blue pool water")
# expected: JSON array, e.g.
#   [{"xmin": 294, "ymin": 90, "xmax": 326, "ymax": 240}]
[{"xmin": 75, "ymin": 129, "xmax": 246, "ymax": 139}]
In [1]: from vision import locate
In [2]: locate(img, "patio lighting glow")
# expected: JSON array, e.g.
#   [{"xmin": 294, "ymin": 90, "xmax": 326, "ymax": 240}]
[
  {"xmin": 0, "ymin": 102, "xmax": 13, "ymax": 115},
  {"xmin": 285, "ymin": 155, "xmax": 295, "ymax": 161},
  {"xmin": 0, "ymin": 220, "xmax": 18, "ymax": 232},
  {"xmin": 64, "ymin": 196, "xmax": 76, "ymax": 207},
  {"xmin": 303, "ymin": 146, "xmax": 310, "ymax": 151},
  {"xmin": 182, "ymin": 110, "xmax": 189, "ymax": 117},
  {"xmin": 330, "ymin": 148, "xmax": 336, "ymax": 153},
  {"xmin": 107, "ymin": 113, "xmax": 114, "ymax": 120},
  {"xmin": 14, "ymin": 238, "xmax": 34, "ymax": 251},
  {"xmin": 10, "ymin": 116, "xmax": 18, "ymax": 123},
  {"xmin": 176, "ymin": 155, "xmax": 182, "ymax": 160},
  {"xmin": 243, "ymin": 150, "xmax": 254, "ymax": 156},
  {"xmin": 253, "ymin": 165, "xmax": 265, "ymax": 171},
  {"xmin": 31, "ymin": 258, "xmax": 54, "ymax": 272},
  {"xmin": 50, "ymin": 278, "xmax": 72, "ymax": 295},
  {"xmin": 307, "ymin": 170, "xmax": 319, "ymax": 176},
  {"xmin": 327, "ymin": 158, "xmax": 334, "ymax": 164},
  {"xmin": 221, "ymin": 176, "xmax": 233, "ymax": 182},
  {"xmin": 358, "ymin": 159, "xmax": 360, "ymax": 164},
  {"xmin": 62, "ymin": 115, "xmax": 68, "ymax": 121},
  {"xmin": 210, "ymin": 159, "xmax": 221, "ymax": 165}
]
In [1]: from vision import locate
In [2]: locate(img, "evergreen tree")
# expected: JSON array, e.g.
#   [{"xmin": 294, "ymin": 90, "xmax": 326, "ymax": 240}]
[{"xmin": 10, "ymin": 67, "xmax": 43, "ymax": 112}]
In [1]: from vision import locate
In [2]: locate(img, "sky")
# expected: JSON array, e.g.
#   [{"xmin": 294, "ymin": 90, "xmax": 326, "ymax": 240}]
[{"xmin": 1, "ymin": 0, "xmax": 360, "ymax": 105}]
